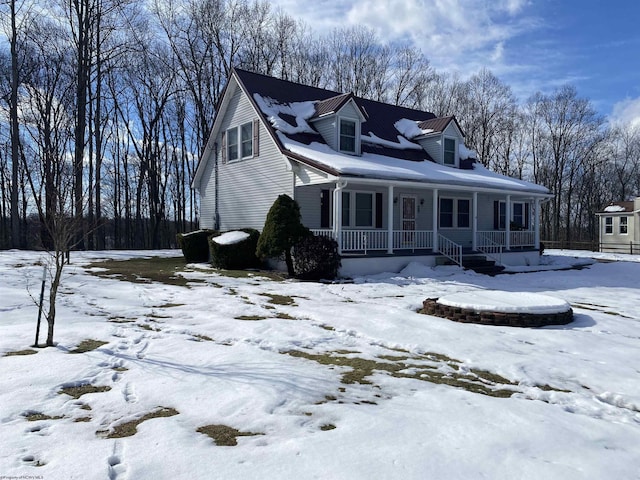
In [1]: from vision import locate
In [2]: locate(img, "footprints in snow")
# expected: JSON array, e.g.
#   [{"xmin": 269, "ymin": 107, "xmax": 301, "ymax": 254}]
[{"xmin": 108, "ymin": 442, "xmax": 127, "ymax": 480}]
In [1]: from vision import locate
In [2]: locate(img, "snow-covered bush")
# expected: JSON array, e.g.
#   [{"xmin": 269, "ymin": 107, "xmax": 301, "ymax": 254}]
[
  {"xmin": 209, "ymin": 229, "xmax": 261, "ymax": 269},
  {"xmin": 293, "ymin": 234, "xmax": 341, "ymax": 281},
  {"xmin": 177, "ymin": 229, "xmax": 218, "ymax": 262}
]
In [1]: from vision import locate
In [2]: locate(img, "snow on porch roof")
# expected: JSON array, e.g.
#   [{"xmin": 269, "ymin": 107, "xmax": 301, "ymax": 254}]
[{"xmin": 278, "ymin": 133, "xmax": 550, "ymax": 195}]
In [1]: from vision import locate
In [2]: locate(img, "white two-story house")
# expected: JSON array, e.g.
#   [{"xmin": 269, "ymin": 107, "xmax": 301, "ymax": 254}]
[{"xmin": 192, "ymin": 68, "xmax": 553, "ymax": 276}]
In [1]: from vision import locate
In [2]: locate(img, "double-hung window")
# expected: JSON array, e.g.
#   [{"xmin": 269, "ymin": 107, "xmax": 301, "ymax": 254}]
[
  {"xmin": 512, "ymin": 203, "xmax": 525, "ymax": 229},
  {"xmin": 444, "ymin": 138, "xmax": 456, "ymax": 165},
  {"xmin": 620, "ymin": 216, "xmax": 628, "ymax": 234},
  {"xmin": 339, "ymin": 118, "xmax": 357, "ymax": 154},
  {"xmin": 342, "ymin": 191, "xmax": 374, "ymax": 227},
  {"xmin": 440, "ymin": 198, "xmax": 470, "ymax": 228},
  {"xmin": 226, "ymin": 121, "xmax": 254, "ymax": 162},
  {"xmin": 605, "ymin": 216, "xmax": 613, "ymax": 234}
]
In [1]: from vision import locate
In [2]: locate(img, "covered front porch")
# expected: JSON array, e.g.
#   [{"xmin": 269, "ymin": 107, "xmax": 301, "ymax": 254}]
[{"xmin": 298, "ymin": 179, "xmax": 547, "ymax": 267}]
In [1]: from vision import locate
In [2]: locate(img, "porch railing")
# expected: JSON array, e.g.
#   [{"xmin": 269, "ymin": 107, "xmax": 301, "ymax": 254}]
[
  {"xmin": 476, "ymin": 232, "xmax": 503, "ymax": 265},
  {"xmin": 310, "ymin": 229, "xmax": 433, "ymax": 253},
  {"xmin": 476, "ymin": 230, "xmax": 536, "ymax": 248},
  {"xmin": 437, "ymin": 234, "xmax": 463, "ymax": 267}
]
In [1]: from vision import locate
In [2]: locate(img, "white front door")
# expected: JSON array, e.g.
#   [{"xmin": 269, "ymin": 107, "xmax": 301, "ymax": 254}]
[{"xmin": 401, "ymin": 196, "xmax": 416, "ymax": 245}]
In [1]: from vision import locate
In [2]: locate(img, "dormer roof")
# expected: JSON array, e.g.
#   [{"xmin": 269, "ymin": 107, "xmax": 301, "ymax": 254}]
[
  {"xmin": 311, "ymin": 93, "xmax": 368, "ymax": 121},
  {"xmin": 417, "ymin": 116, "xmax": 465, "ymax": 137}
]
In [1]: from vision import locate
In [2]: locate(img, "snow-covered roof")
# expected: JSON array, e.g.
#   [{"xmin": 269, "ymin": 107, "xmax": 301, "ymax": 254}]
[
  {"xmin": 604, "ymin": 205, "xmax": 626, "ymax": 212},
  {"xmin": 598, "ymin": 201, "xmax": 634, "ymax": 214},
  {"xmin": 233, "ymin": 69, "xmax": 549, "ymax": 196}
]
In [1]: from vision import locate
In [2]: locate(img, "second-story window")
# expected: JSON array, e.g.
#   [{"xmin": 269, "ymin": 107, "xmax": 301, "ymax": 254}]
[
  {"xmin": 339, "ymin": 118, "xmax": 356, "ymax": 153},
  {"xmin": 444, "ymin": 138, "xmax": 456, "ymax": 165},
  {"xmin": 240, "ymin": 121, "xmax": 253, "ymax": 158},
  {"xmin": 226, "ymin": 127, "xmax": 239, "ymax": 161}
]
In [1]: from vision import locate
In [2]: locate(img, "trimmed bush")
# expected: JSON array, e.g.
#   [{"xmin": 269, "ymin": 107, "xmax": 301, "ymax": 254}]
[
  {"xmin": 177, "ymin": 229, "xmax": 218, "ymax": 262},
  {"xmin": 209, "ymin": 229, "xmax": 261, "ymax": 270},
  {"xmin": 256, "ymin": 195, "xmax": 310, "ymax": 276},
  {"xmin": 293, "ymin": 234, "xmax": 341, "ymax": 280}
]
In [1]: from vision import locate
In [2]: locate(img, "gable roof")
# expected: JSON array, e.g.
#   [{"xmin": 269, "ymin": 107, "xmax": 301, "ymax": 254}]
[
  {"xmin": 193, "ymin": 68, "xmax": 551, "ymax": 196},
  {"xmin": 598, "ymin": 201, "xmax": 635, "ymax": 214},
  {"xmin": 418, "ymin": 116, "xmax": 465, "ymax": 137}
]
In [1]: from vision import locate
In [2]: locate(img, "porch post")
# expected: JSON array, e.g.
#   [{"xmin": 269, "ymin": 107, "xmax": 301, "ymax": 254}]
[
  {"xmin": 472, "ymin": 192, "xmax": 478, "ymax": 251},
  {"xmin": 333, "ymin": 181, "xmax": 346, "ymax": 254},
  {"xmin": 432, "ymin": 189, "xmax": 439, "ymax": 252},
  {"xmin": 534, "ymin": 198, "xmax": 541, "ymax": 250},
  {"xmin": 387, "ymin": 185, "xmax": 394, "ymax": 254},
  {"xmin": 505, "ymin": 194, "xmax": 511, "ymax": 250}
]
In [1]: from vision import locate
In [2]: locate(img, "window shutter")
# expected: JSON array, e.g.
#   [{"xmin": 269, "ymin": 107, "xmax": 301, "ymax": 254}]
[
  {"xmin": 221, "ymin": 131, "xmax": 227, "ymax": 164},
  {"xmin": 525, "ymin": 203, "xmax": 530, "ymax": 229},
  {"xmin": 375, "ymin": 193, "xmax": 383, "ymax": 228},
  {"xmin": 320, "ymin": 190, "xmax": 330, "ymax": 228},
  {"xmin": 493, "ymin": 201, "xmax": 499, "ymax": 230},
  {"xmin": 253, "ymin": 119, "xmax": 259, "ymax": 157}
]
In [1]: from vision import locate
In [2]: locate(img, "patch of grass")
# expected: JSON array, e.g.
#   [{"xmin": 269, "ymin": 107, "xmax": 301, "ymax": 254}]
[
  {"xmin": 75, "ymin": 416, "xmax": 92, "ymax": 422},
  {"xmin": 70, "ymin": 339, "xmax": 108, "ymax": 354},
  {"xmin": 112, "ymin": 366, "xmax": 128, "ymax": 372},
  {"xmin": 59, "ymin": 384, "xmax": 112, "ymax": 399},
  {"xmin": 4, "ymin": 349, "xmax": 38, "ymax": 357},
  {"xmin": 197, "ymin": 424, "xmax": 264, "ymax": 446},
  {"xmin": 284, "ymin": 349, "xmax": 518, "ymax": 398},
  {"xmin": 192, "ymin": 334, "xmax": 214, "ymax": 342},
  {"xmin": 275, "ymin": 312, "xmax": 297, "ymax": 320},
  {"xmin": 320, "ymin": 424, "xmax": 336, "ymax": 431},
  {"xmin": 235, "ymin": 315, "xmax": 268, "ymax": 321},
  {"xmin": 108, "ymin": 318, "xmax": 136, "ymax": 323},
  {"xmin": 138, "ymin": 323, "xmax": 161, "ymax": 332},
  {"xmin": 319, "ymin": 325, "xmax": 335, "ymax": 331},
  {"xmin": 88, "ymin": 257, "xmax": 200, "ymax": 287},
  {"xmin": 260, "ymin": 293, "xmax": 296, "ymax": 306},
  {"xmin": 156, "ymin": 303, "xmax": 185, "ymax": 308},
  {"xmin": 24, "ymin": 412, "xmax": 64, "ymax": 421},
  {"xmin": 214, "ymin": 269, "xmax": 286, "ymax": 281},
  {"xmin": 98, "ymin": 407, "xmax": 179, "ymax": 439}
]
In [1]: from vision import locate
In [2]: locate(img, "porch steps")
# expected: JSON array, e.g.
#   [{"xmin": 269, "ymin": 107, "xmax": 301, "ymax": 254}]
[{"xmin": 439, "ymin": 254, "xmax": 505, "ymax": 276}]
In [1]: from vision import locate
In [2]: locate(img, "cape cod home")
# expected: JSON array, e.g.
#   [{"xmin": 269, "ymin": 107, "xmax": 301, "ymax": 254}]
[
  {"xmin": 192, "ymin": 68, "xmax": 553, "ymax": 276},
  {"xmin": 596, "ymin": 198, "xmax": 640, "ymax": 254}
]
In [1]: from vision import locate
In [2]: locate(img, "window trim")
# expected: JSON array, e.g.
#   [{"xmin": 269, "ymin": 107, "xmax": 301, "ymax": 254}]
[
  {"xmin": 443, "ymin": 137, "xmax": 457, "ymax": 166},
  {"xmin": 226, "ymin": 121, "xmax": 255, "ymax": 162},
  {"xmin": 496, "ymin": 200, "xmax": 529, "ymax": 230},
  {"xmin": 341, "ymin": 190, "xmax": 376, "ymax": 228},
  {"xmin": 619, "ymin": 216, "xmax": 628, "ymax": 235},
  {"xmin": 439, "ymin": 197, "xmax": 470, "ymax": 229},
  {"xmin": 338, "ymin": 117, "xmax": 359, "ymax": 155},
  {"xmin": 604, "ymin": 216, "xmax": 613, "ymax": 235}
]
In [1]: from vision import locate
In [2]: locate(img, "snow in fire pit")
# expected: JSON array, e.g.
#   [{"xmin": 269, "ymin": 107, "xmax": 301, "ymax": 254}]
[{"xmin": 437, "ymin": 291, "xmax": 570, "ymax": 314}]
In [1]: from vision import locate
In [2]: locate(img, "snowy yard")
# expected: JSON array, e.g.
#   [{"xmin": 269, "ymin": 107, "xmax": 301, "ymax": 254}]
[{"xmin": 1, "ymin": 249, "xmax": 639, "ymax": 479}]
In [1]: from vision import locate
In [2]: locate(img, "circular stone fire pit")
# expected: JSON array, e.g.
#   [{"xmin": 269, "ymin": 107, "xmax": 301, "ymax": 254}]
[{"xmin": 421, "ymin": 291, "xmax": 573, "ymax": 327}]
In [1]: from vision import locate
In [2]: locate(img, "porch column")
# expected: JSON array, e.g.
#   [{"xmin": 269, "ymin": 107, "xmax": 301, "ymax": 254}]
[
  {"xmin": 472, "ymin": 192, "xmax": 478, "ymax": 251},
  {"xmin": 387, "ymin": 185, "xmax": 394, "ymax": 254},
  {"xmin": 505, "ymin": 194, "xmax": 511, "ymax": 251},
  {"xmin": 534, "ymin": 198, "xmax": 541, "ymax": 250},
  {"xmin": 333, "ymin": 181, "xmax": 347, "ymax": 254},
  {"xmin": 432, "ymin": 189, "xmax": 439, "ymax": 252}
]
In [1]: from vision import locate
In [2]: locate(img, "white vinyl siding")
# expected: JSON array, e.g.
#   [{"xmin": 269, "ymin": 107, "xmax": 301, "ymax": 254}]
[{"xmin": 198, "ymin": 87, "xmax": 293, "ymax": 231}]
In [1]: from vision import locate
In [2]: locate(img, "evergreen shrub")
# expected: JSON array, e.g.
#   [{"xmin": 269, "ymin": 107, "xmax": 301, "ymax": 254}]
[
  {"xmin": 177, "ymin": 229, "xmax": 218, "ymax": 262},
  {"xmin": 293, "ymin": 234, "xmax": 341, "ymax": 280},
  {"xmin": 209, "ymin": 229, "xmax": 261, "ymax": 269}
]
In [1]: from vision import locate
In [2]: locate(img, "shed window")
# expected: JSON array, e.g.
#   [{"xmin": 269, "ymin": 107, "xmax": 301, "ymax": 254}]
[
  {"xmin": 620, "ymin": 216, "xmax": 628, "ymax": 235},
  {"xmin": 605, "ymin": 216, "xmax": 613, "ymax": 234}
]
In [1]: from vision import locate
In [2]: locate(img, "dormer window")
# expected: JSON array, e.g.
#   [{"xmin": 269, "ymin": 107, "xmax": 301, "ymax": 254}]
[
  {"xmin": 339, "ymin": 118, "xmax": 357, "ymax": 154},
  {"xmin": 444, "ymin": 137, "xmax": 456, "ymax": 165}
]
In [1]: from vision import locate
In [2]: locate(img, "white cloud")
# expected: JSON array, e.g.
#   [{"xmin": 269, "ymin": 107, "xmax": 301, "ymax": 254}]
[{"xmin": 610, "ymin": 97, "xmax": 640, "ymax": 128}]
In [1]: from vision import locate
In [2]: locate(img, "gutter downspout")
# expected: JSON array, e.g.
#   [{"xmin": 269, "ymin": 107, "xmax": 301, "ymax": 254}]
[
  {"xmin": 214, "ymin": 142, "xmax": 219, "ymax": 230},
  {"xmin": 333, "ymin": 180, "xmax": 348, "ymax": 254}
]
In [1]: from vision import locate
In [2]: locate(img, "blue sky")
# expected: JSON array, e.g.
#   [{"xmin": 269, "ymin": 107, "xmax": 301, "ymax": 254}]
[{"xmin": 269, "ymin": 0, "xmax": 640, "ymax": 126}]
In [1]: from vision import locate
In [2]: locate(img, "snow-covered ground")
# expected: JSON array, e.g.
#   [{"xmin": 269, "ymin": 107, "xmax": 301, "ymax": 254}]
[{"xmin": 1, "ymin": 249, "xmax": 639, "ymax": 479}]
